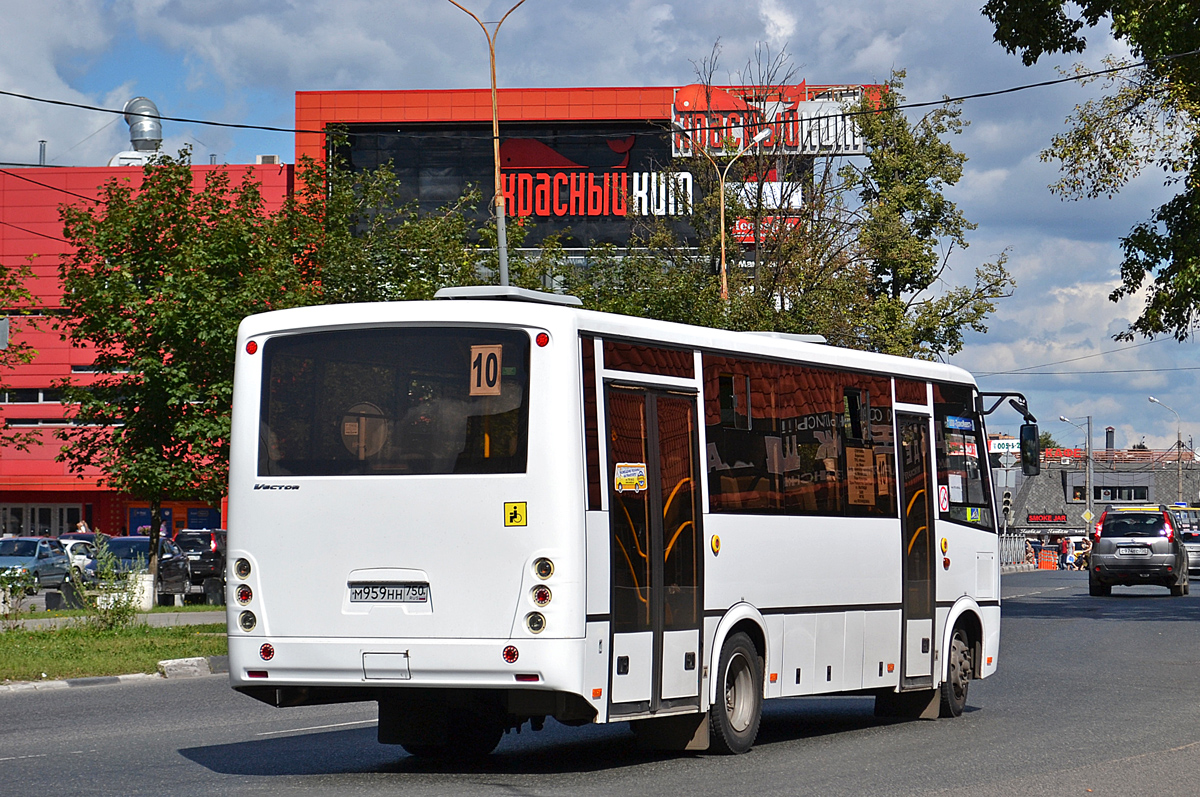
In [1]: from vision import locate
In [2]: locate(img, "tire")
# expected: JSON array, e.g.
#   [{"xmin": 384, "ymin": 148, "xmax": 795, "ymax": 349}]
[
  {"xmin": 399, "ymin": 708, "xmax": 504, "ymax": 759},
  {"xmin": 708, "ymin": 631, "xmax": 763, "ymax": 754},
  {"xmin": 939, "ymin": 627, "xmax": 972, "ymax": 718},
  {"xmin": 1088, "ymin": 577, "xmax": 1110, "ymax": 597}
]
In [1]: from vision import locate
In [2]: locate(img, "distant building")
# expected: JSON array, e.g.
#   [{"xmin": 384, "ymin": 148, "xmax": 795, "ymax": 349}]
[{"xmin": 994, "ymin": 445, "xmax": 1200, "ymax": 537}]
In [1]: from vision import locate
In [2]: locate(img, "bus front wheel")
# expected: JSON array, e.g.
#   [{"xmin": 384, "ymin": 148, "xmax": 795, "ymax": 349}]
[
  {"xmin": 708, "ymin": 631, "xmax": 763, "ymax": 754},
  {"xmin": 938, "ymin": 627, "xmax": 972, "ymax": 718}
]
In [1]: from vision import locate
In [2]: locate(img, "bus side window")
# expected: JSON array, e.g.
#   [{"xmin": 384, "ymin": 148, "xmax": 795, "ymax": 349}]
[
  {"xmin": 842, "ymin": 389, "xmax": 868, "ymax": 442},
  {"xmin": 718, "ymin": 374, "xmax": 750, "ymax": 430}
]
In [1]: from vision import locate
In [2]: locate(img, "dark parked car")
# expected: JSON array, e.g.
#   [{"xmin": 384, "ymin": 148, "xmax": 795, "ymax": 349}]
[
  {"xmin": 60, "ymin": 532, "xmax": 111, "ymax": 546},
  {"xmin": 174, "ymin": 529, "xmax": 226, "ymax": 587},
  {"xmin": 0, "ymin": 537, "xmax": 71, "ymax": 592},
  {"xmin": 84, "ymin": 536, "xmax": 190, "ymax": 604},
  {"xmin": 1090, "ymin": 506, "xmax": 1190, "ymax": 596}
]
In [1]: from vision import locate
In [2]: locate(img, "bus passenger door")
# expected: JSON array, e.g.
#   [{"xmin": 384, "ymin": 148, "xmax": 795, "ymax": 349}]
[
  {"xmin": 897, "ymin": 413, "xmax": 935, "ymax": 688},
  {"xmin": 606, "ymin": 386, "xmax": 703, "ymax": 716}
]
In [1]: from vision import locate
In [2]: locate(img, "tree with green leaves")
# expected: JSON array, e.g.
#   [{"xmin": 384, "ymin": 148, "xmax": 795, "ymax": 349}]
[
  {"xmin": 844, "ymin": 72, "xmax": 1014, "ymax": 358},
  {"xmin": 57, "ymin": 148, "xmax": 318, "ymax": 585},
  {"xmin": 577, "ymin": 63, "xmax": 1012, "ymax": 359},
  {"xmin": 983, "ymin": 0, "xmax": 1200, "ymax": 339}
]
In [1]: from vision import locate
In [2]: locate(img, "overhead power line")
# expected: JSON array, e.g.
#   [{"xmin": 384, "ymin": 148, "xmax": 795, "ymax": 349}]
[
  {"xmin": 0, "ymin": 47, "xmax": 1196, "ymax": 144},
  {"xmin": 976, "ymin": 338, "xmax": 1170, "ymax": 376}
]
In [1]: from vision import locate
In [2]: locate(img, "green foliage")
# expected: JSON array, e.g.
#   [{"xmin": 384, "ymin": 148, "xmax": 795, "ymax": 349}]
[
  {"xmin": 1039, "ymin": 431, "xmax": 1061, "ymax": 450},
  {"xmin": 983, "ymin": 0, "xmax": 1200, "ymax": 340},
  {"xmin": 0, "ymin": 568, "xmax": 35, "ymax": 632},
  {"xmin": 295, "ymin": 146, "xmax": 487, "ymax": 303},
  {"xmin": 57, "ymin": 148, "xmax": 319, "ymax": 519},
  {"xmin": 78, "ymin": 537, "xmax": 141, "ymax": 631}
]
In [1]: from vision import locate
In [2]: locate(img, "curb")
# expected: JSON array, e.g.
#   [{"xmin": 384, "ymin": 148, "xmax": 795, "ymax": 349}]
[{"xmin": 0, "ymin": 655, "xmax": 228, "ymax": 695}]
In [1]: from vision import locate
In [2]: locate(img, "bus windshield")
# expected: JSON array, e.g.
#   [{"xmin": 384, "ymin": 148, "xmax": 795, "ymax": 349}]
[{"xmin": 259, "ymin": 327, "xmax": 530, "ymax": 476}]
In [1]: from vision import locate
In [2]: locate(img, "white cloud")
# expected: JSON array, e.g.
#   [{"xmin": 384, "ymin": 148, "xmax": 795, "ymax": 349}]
[{"xmin": 757, "ymin": 0, "xmax": 797, "ymax": 49}]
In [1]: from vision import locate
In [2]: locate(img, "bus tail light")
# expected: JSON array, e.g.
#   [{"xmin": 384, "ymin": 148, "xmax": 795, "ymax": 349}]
[
  {"xmin": 259, "ymin": 643, "xmax": 274, "ymax": 661},
  {"xmin": 525, "ymin": 613, "xmax": 546, "ymax": 634},
  {"xmin": 239, "ymin": 611, "xmax": 257, "ymax": 631},
  {"xmin": 247, "ymin": 670, "xmax": 268, "ymax": 678},
  {"xmin": 534, "ymin": 558, "xmax": 554, "ymax": 579},
  {"xmin": 234, "ymin": 558, "xmax": 251, "ymax": 579},
  {"xmin": 514, "ymin": 673, "xmax": 540, "ymax": 682},
  {"xmin": 236, "ymin": 585, "xmax": 253, "ymax": 605},
  {"xmin": 532, "ymin": 586, "xmax": 551, "ymax": 606},
  {"xmin": 502, "ymin": 646, "xmax": 519, "ymax": 663}
]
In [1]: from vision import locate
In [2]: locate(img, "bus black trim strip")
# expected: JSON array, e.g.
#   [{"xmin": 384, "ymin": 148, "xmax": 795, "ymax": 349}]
[
  {"xmin": 586, "ymin": 614, "xmax": 610, "ymax": 623},
  {"xmin": 703, "ymin": 603, "xmax": 904, "ymax": 618}
]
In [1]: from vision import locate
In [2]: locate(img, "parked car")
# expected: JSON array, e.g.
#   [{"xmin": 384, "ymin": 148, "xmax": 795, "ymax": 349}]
[
  {"xmin": 0, "ymin": 537, "xmax": 71, "ymax": 592},
  {"xmin": 83, "ymin": 536, "xmax": 190, "ymax": 604},
  {"xmin": 173, "ymin": 529, "xmax": 226, "ymax": 588},
  {"xmin": 60, "ymin": 531, "xmax": 111, "ymax": 546},
  {"xmin": 59, "ymin": 539, "xmax": 98, "ymax": 581},
  {"xmin": 1090, "ymin": 505, "xmax": 1190, "ymax": 596}
]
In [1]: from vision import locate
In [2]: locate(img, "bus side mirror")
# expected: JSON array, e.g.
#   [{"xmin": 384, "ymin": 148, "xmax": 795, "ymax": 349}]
[{"xmin": 1020, "ymin": 423, "xmax": 1041, "ymax": 477}]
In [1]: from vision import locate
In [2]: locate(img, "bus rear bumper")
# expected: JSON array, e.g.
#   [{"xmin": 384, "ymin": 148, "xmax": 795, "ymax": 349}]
[{"xmin": 228, "ymin": 634, "xmax": 586, "ymax": 694}]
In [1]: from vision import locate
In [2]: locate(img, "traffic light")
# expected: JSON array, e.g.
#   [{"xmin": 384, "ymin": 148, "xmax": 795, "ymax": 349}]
[{"xmin": 1002, "ymin": 490, "xmax": 1013, "ymax": 523}]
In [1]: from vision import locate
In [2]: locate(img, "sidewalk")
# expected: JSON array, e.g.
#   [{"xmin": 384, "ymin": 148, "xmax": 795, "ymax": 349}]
[{"xmin": 9, "ymin": 609, "xmax": 225, "ymax": 631}]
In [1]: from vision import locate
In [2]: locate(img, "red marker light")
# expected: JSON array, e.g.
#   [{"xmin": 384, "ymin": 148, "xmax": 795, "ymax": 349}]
[
  {"xmin": 246, "ymin": 340, "xmax": 258, "ymax": 354},
  {"xmin": 535, "ymin": 332, "xmax": 549, "ymax": 347},
  {"xmin": 259, "ymin": 643, "xmax": 274, "ymax": 661},
  {"xmin": 502, "ymin": 645, "xmax": 519, "ymax": 664}
]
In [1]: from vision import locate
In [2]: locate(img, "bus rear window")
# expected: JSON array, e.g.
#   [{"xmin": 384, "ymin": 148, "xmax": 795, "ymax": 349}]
[{"xmin": 259, "ymin": 328, "xmax": 530, "ymax": 476}]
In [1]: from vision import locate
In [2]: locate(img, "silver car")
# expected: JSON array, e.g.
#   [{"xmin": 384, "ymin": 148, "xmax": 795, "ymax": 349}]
[
  {"xmin": 1089, "ymin": 506, "xmax": 1190, "ymax": 596},
  {"xmin": 0, "ymin": 537, "xmax": 72, "ymax": 592}
]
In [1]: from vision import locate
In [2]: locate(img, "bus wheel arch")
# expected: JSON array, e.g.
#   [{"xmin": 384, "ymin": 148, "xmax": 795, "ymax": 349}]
[
  {"xmin": 708, "ymin": 606, "xmax": 767, "ymax": 705},
  {"xmin": 939, "ymin": 603, "xmax": 983, "ymax": 718},
  {"xmin": 942, "ymin": 602, "xmax": 983, "ymax": 680}
]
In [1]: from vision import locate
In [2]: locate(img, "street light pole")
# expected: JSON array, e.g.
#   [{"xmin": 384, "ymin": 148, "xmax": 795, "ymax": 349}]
[
  {"xmin": 673, "ymin": 123, "xmax": 770, "ymax": 301},
  {"xmin": 1060, "ymin": 415, "xmax": 1093, "ymax": 524},
  {"xmin": 446, "ymin": 0, "xmax": 527, "ymax": 287},
  {"xmin": 1149, "ymin": 396, "xmax": 1183, "ymax": 504}
]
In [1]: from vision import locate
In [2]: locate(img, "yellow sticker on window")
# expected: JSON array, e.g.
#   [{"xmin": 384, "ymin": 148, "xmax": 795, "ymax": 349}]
[
  {"xmin": 504, "ymin": 502, "xmax": 527, "ymax": 527},
  {"xmin": 614, "ymin": 462, "xmax": 648, "ymax": 493}
]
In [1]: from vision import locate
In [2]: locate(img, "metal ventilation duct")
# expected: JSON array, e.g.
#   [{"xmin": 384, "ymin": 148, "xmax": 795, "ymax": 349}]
[{"xmin": 123, "ymin": 97, "xmax": 162, "ymax": 152}]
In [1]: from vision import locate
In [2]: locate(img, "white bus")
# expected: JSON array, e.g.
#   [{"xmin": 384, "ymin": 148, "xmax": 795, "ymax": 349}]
[{"xmin": 227, "ymin": 286, "xmax": 1035, "ymax": 756}]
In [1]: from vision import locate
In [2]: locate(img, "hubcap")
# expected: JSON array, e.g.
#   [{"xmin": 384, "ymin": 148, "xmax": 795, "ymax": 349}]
[{"xmin": 724, "ymin": 651, "xmax": 754, "ymax": 732}]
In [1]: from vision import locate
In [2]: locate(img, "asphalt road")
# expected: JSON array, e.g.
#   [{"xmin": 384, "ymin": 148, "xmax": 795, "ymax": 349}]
[{"xmin": 3, "ymin": 569, "xmax": 1200, "ymax": 796}]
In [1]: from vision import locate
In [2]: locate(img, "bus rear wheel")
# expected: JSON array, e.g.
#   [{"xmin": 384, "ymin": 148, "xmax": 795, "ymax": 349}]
[
  {"xmin": 381, "ymin": 691, "xmax": 505, "ymax": 759},
  {"xmin": 939, "ymin": 627, "xmax": 972, "ymax": 718},
  {"xmin": 708, "ymin": 631, "xmax": 763, "ymax": 755}
]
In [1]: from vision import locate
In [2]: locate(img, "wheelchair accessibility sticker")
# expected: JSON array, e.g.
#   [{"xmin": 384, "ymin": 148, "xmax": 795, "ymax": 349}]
[{"xmin": 504, "ymin": 502, "xmax": 527, "ymax": 527}]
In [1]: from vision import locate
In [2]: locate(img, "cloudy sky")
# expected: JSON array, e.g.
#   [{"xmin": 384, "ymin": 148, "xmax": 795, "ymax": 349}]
[{"xmin": 0, "ymin": 0, "xmax": 1194, "ymax": 453}]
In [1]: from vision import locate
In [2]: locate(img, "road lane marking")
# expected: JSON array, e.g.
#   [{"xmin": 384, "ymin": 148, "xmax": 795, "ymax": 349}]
[
  {"xmin": 0, "ymin": 754, "xmax": 47, "ymax": 762},
  {"xmin": 255, "ymin": 719, "xmax": 376, "ymax": 736},
  {"xmin": 1006, "ymin": 585, "xmax": 1076, "ymax": 598}
]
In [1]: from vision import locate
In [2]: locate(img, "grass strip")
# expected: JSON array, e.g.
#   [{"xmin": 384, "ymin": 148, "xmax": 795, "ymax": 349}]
[{"xmin": 0, "ymin": 623, "xmax": 227, "ymax": 683}]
